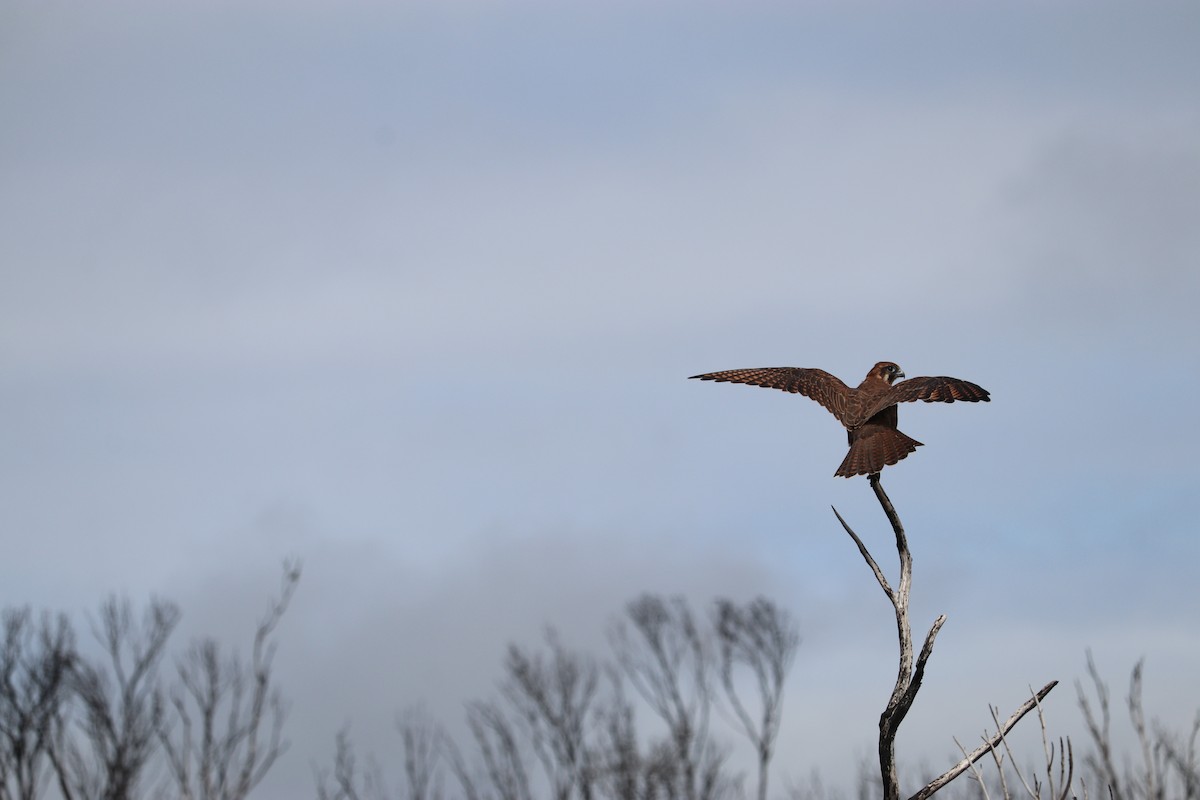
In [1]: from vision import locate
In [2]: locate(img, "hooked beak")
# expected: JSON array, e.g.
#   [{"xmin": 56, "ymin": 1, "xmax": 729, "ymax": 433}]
[{"xmin": 894, "ymin": 370, "xmax": 905, "ymax": 380}]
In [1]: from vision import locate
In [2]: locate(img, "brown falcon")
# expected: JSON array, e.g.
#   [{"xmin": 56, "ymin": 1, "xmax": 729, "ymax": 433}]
[{"xmin": 689, "ymin": 361, "xmax": 990, "ymax": 478}]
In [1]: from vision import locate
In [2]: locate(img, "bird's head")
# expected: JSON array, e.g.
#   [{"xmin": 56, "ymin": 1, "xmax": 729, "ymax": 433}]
[{"xmin": 871, "ymin": 361, "xmax": 905, "ymax": 384}]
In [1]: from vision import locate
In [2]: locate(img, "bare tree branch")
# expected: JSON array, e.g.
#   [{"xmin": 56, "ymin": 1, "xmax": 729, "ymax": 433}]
[
  {"xmin": 950, "ymin": 735, "xmax": 992, "ymax": 800},
  {"xmin": 991, "ymin": 694, "xmax": 1049, "ymax": 799},
  {"xmin": 398, "ymin": 707, "xmax": 444, "ymax": 800},
  {"xmin": 831, "ymin": 506, "xmax": 893, "ymax": 601},
  {"xmin": 464, "ymin": 700, "xmax": 532, "ymax": 800},
  {"xmin": 591, "ymin": 668, "xmax": 643, "ymax": 800},
  {"xmin": 1077, "ymin": 650, "xmax": 1124, "ymax": 800},
  {"xmin": 313, "ymin": 727, "xmax": 364, "ymax": 800},
  {"xmin": 1033, "ymin": 687, "xmax": 1075, "ymax": 800},
  {"xmin": 1126, "ymin": 660, "xmax": 1167, "ymax": 800},
  {"xmin": 609, "ymin": 595, "xmax": 729, "ymax": 800},
  {"xmin": 159, "ymin": 561, "xmax": 299, "ymax": 800},
  {"xmin": 0, "ymin": 610, "xmax": 75, "ymax": 800},
  {"xmin": 832, "ymin": 476, "xmax": 934, "ymax": 800},
  {"xmin": 502, "ymin": 631, "xmax": 598, "ymax": 800},
  {"xmin": 713, "ymin": 598, "xmax": 798, "ymax": 800},
  {"xmin": 909, "ymin": 682, "xmax": 1059, "ymax": 800},
  {"xmin": 835, "ymin": 475, "xmax": 1055, "ymax": 800},
  {"xmin": 49, "ymin": 596, "xmax": 179, "ymax": 800},
  {"xmin": 440, "ymin": 724, "xmax": 483, "ymax": 800},
  {"xmin": 1155, "ymin": 711, "xmax": 1200, "ymax": 799}
]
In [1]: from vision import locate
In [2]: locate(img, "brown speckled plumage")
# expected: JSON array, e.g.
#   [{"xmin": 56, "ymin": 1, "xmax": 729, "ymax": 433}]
[{"xmin": 689, "ymin": 361, "xmax": 990, "ymax": 478}]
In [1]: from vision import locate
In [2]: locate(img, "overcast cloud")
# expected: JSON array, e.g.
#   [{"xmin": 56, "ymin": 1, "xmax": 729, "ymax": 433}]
[{"xmin": 2, "ymin": 2, "xmax": 1198, "ymax": 797}]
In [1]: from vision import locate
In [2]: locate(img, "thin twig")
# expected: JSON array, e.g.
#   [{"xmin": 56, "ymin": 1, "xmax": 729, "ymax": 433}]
[
  {"xmin": 952, "ymin": 735, "xmax": 992, "ymax": 800},
  {"xmin": 990, "ymin": 702, "xmax": 1039, "ymax": 800},
  {"xmin": 831, "ymin": 506, "xmax": 893, "ymax": 599},
  {"xmin": 1031, "ymin": 685, "xmax": 1074, "ymax": 800}
]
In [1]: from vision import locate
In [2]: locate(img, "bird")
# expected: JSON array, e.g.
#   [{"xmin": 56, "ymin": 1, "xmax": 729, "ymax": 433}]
[{"xmin": 689, "ymin": 361, "xmax": 990, "ymax": 478}]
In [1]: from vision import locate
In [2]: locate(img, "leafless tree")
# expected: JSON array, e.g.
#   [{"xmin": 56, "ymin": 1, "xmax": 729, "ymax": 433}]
[
  {"xmin": 452, "ymin": 700, "xmax": 533, "ymax": 800},
  {"xmin": 438, "ymin": 602, "xmax": 739, "ymax": 800},
  {"xmin": 714, "ymin": 597, "xmax": 798, "ymax": 800},
  {"xmin": 1155, "ymin": 712, "xmax": 1200, "ymax": 799},
  {"xmin": 590, "ymin": 670, "xmax": 642, "ymax": 800},
  {"xmin": 1125, "ymin": 660, "xmax": 1166, "ymax": 800},
  {"xmin": 1076, "ymin": 651, "xmax": 1122, "ymax": 800},
  {"xmin": 157, "ymin": 562, "xmax": 299, "ymax": 800},
  {"xmin": 609, "ymin": 595, "xmax": 734, "ymax": 800},
  {"xmin": 0, "ymin": 609, "xmax": 75, "ymax": 800},
  {"xmin": 396, "ymin": 708, "xmax": 444, "ymax": 800},
  {"xmin": 591, "ymin": 661, "xmax": 733, "ymax": 800},
  {"xmin": 1077, "ymin": 653, "xmax": 1200, "ymax": 800},
  {"xmin": 501, "ymin": 632, "xmax": 599, "ymax": 800},
  {"xmin": 314, "ymin": 728, "xmax": 364, "ymax": 800},
  {"xmin": 313, "ymin": 727, "xmax": 395, "ymax": 800},
  {"xmin": 314, "ymin": 709, "xmax": 446, "ymax": 800},
  {"xmin": 833, "ymin": 475, "xmax": 1056, "ymax": 800},
  {"xmin": 46, "ymin": 596, "xmax": 180, "ymax": 800},
  {"xmin": 361, "ymin": 596, "xmax": 760, "ymax": 800}
]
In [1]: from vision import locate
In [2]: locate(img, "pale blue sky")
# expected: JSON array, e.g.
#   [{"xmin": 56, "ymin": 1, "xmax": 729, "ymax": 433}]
[{"xmin": 2, "ymin": 2, "xmax": 1198, "ymax": 796}]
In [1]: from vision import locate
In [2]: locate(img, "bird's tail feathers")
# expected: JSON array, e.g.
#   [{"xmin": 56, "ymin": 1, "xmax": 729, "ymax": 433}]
[{"xmin": 836, "ymin": 427, "xmax": 923, "ymax": 478}]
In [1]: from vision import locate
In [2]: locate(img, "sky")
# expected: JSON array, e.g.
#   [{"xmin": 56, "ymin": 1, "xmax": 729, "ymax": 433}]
[{"xmin": 2, "ymin": 1, "xmax": 1198, "ymax": 797}]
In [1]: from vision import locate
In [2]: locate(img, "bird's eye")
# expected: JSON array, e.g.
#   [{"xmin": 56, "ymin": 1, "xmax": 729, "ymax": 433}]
[{"xmin": 887, "ymin": 365, "xmax": 896, "ymax": 373}]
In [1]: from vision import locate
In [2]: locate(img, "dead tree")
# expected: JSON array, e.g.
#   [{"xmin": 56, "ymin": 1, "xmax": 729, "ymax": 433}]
[
  {"xmin": 453, "ymin": 700, "xmax": 533, "ymax": 800},
  {"xmin": 313, "ymin": 728, "xmax": 360, "ymax": 800},
  {"xmin": 1156, "ymin": 712, "xmax": 1200, "ymax": 799},
  {"xmin": 609, "ymin": 595, "xmax": 732, "ymax": 800},
  {"xmin": 713, "ymin": 598, "xmax": 798, "ymax": 800},
  {"xmin": 1076, "ymin": 650, "xmax": 1123, "ymax": 800},
  {"xmin": 313, "ymin": 727, "xmax": 393, "ymax": 800},
  {"xmin": 1077, "ymin": 653, "xmax": 1200, "ymax": 800},
  {"xmin": 313, "ymin": 709, "xmax": 446, "ymax": 800},
  {"xmin": 501, "ymin": 631, "xmax": 599, "ymax": 800},
  {"xmin": 396, "ymin": 707, "xmax": 444, "ymax": 800},
  {"xmin": 590, "ymin": 669, "xmax": 643, "ymax": 800},
  {"xmin": 833, "ymin": 475, "xmax": 1056, "ymax": 800},
  {"xmin": 47, "ymin": 596, "xmax": 180, "ymax": 800},
  {"xmin": 0, "ymin": 609, "xmax": 75, "ymax": 800},
  {"xmin": 157, "ymin": 563, "xmax": 299, "ymax": 800}
]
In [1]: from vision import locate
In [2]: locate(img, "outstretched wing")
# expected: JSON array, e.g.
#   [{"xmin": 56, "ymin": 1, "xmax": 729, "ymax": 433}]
[
  {"xmin": 689, "ymin": 367, "xmax": 853, "ymax": 423},
  {"xmin": 862, "ymin": 376, "xmax": 990, "ymax": 421}
]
